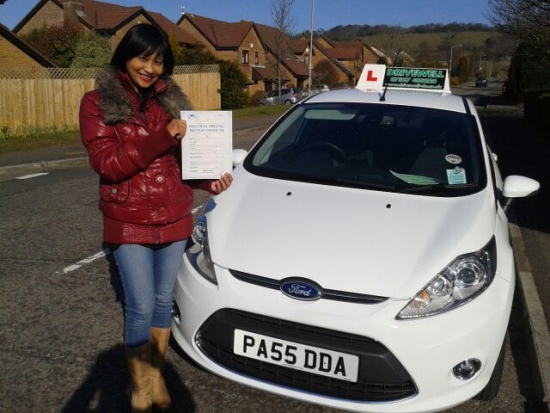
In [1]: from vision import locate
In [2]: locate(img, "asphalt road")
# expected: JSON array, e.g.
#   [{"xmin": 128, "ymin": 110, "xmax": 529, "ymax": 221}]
[{"xmin": 0, "ymin": 84, "xmax": 547, "ymax": 412}]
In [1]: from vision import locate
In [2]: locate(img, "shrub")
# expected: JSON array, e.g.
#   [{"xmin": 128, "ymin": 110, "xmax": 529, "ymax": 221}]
[
  {"xmin": 524, "ymin": 90, "xmax": 550, "ymax": 138},
  {"xmin": 71, "ymin": 32, "xmax": 111, "ymax": 68},
  {"xmin": 218, "ymin": 60, "xmax": 248, "ymax": 109},
  {"xmin": 248, "ymin": 91, "xmax": 265, "ymax": 107}
]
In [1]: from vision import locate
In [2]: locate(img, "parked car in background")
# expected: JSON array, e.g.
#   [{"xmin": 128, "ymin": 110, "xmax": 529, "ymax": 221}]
[
  {"xmin": 331, "ymin": 82, "xmax": 353, "ymax": 90},
  {"xmin": 260, "ymin": 88, "xmax": 301, "ymax": 105},
  {"xmin": 476, "ymin": 76, "xmax": 488, "ymax": 87},
  {"xmin": 301, "ymin": 84, "xmax": 330, "ymax": 98},
  {"xmin": 172, "ymin": 64, "xmax": 540, "ymax": 413}
]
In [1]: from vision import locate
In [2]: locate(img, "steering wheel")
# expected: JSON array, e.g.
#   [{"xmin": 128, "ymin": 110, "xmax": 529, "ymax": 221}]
[{"xmin": 303, "ymin": 142, "xmax": 349, "ymax": 165}]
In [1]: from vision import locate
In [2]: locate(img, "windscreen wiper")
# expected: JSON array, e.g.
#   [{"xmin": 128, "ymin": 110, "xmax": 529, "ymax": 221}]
[
  {"xmin": 400, "ymin": 183, "xmax": 479, "ymax": 193},
  {"xmin": 315, "ymin": 176, "xmax": 396, "ymax": 191}
]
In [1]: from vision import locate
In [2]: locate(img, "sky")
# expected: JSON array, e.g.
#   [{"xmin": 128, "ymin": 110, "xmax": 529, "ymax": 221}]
[{"xmin": 0, "ymin": 0, "xmax": 492, "ymax": 32}]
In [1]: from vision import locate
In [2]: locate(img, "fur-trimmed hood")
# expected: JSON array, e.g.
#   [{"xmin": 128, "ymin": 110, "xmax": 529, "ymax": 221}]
[{"xmin": 95, "ymin": 67, "xmax": 193, "ymax": 125}]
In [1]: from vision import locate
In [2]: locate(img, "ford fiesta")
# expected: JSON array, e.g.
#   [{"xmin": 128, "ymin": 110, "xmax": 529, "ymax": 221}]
[{"xmin": 171, "ymin": 65, "xmax": 540, "ymax": 413}]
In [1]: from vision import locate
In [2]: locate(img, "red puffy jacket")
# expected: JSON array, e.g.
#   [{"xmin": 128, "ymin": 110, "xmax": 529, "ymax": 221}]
[{"xmin": 80, "ymin": 69, "xmax": 212, "ymax": 244}]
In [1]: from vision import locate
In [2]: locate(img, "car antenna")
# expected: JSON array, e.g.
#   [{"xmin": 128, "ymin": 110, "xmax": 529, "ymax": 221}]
[
  {"xmin": 380, "ymin": 64, "xmax": 389, "ymax": 101},
  {"xmin": 380, "ymin": 83, "xmax": 388, "ymax": 102}
]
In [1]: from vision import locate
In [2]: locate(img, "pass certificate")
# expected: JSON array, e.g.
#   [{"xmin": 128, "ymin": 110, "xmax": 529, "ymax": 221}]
[{"xmin": 180, "ymin": 110, "xmax": 233, "ymax": 180}]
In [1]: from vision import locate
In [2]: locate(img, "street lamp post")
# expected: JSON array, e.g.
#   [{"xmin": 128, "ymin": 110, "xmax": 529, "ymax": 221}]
[{"xmin": 449, "ymin": 45, "xmax": 462, "ymax": 73}]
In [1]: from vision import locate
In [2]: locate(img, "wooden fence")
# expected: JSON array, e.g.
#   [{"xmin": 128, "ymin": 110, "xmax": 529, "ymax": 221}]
[{"xmin": 0, "ymin": 65, "xmax": 220, "ymax": 135}]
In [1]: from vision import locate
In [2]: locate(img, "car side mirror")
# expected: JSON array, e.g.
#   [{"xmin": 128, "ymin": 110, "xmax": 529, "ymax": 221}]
[
  {"xmin": 232, "ymin": 149, "xmax": 248, "ymax": 168},
  {"xmin": 501, "ymin": 175, "xmax": 540, "ymax": 212}
]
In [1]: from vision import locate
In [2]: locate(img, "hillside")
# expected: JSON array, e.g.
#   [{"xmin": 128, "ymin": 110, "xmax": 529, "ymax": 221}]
[
  {"xmin": 360, "ymin": 31, "xmax": 498, "ymax": 55},
  {"xmin": 320, "ymin": 23, "xmax": 516, "ymax": 74}
]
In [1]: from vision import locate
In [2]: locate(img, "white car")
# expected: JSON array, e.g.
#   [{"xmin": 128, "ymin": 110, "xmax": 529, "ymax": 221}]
[{"xmin": 172, "ymin": 65, "xmax": 539, "ymax": 413}]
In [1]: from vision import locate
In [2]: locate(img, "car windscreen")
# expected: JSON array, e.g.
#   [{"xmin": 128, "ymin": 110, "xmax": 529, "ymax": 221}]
[{"xmin": 245, "ymin": 102, "xmax": 486, "ymax": 196}]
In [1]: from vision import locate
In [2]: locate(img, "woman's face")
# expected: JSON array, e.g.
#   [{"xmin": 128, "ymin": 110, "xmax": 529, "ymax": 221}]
[{"xmin": 125, "ymin": 51, "xmax": 164, "ymax": 90}]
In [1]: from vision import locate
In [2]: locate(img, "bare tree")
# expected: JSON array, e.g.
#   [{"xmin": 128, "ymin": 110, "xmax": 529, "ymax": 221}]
[
  {"xmin": 270, "ymin": 0, "xmax": 296, "ymax": 95},
  {"xmin": 374, "ymin": 26, "xmax": 416, "ymax": 67},
  {"xmin": 488, "ymin": 0, "xmax": 550, "ymax": 55}
]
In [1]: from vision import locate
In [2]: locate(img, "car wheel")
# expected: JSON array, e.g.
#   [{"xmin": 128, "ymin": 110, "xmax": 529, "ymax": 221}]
[
  {"xmin": 474, "ymin": 337, "xmax": 506, "ymax": 401},
  {"xmin": 284, "ymin": 100, "xmax": 292, "ymax": 105}
]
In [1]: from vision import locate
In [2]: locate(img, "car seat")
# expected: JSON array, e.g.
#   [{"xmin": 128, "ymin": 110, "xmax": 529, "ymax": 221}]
[{"xmin": 409, "ymin": 117, "xmax": 450, "ymax": 181}]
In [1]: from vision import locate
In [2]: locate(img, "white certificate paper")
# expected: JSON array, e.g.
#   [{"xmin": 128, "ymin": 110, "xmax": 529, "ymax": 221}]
[{"xmin": 180, "ymin": 110, "xmax": 232, "ymax": 180}]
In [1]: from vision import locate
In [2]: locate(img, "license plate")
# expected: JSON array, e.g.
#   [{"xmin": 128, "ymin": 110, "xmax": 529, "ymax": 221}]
[{"xmin": 233, "ymin": 329, "xmax": 359, "ymax": 382}]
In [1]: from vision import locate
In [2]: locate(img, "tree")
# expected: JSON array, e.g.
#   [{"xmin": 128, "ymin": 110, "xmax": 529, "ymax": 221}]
[
  {"xmin": 71, "ymin": 32, "xmax": 111, "ymax": 68},
  {"xmin": 372, "ymin": 26, "xmax": 415, "ymax": 67},
  {"xmin": 508, "ymin": 42, "xmax": 550, "ymax": 95},
  {"xmin": 457, "ymin": 54, "xmax": 470, "ymax": 83},
  {"xmin": 270, "ymin": 0, "xmax": 296, "ymax": 92},
  {"xmin": 178, "ymin": 43, "xmax": 217, "ymax": 65},
  {"xmin": 21, "ymin": 23, "xmax": 83, "ymax": 67},
  {"xmin": 313, "ymin": 60, "xmax": 338, "ymax": 86},
  {"xmin": 218, "ymin": 60, "xmax": 248, "ymax": 109},
  {"xmin": 488, "ymin": 0, "xmax": 550, "ymax": 56}
]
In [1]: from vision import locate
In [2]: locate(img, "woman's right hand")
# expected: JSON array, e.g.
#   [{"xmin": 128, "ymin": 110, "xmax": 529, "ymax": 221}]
[{"xmin": 167, "ymin": 119, "xmax": 187, "ymax": 140}]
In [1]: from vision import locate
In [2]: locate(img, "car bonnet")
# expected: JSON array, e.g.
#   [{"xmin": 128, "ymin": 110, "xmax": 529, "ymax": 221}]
[{"xmin": 205, "ymin": 171, "xmax": 498, "ymax": 299}]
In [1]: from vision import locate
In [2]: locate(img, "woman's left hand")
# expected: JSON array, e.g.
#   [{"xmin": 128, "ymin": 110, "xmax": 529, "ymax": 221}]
[{"xmin": 209, "ymin": 172, "xmax": 233, "ymax": 194}]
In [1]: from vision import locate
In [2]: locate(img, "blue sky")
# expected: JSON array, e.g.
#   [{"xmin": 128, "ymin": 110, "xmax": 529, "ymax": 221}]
[{"xmin": 0, "ymin": 0, "xmax": 492, "ymax": 32}]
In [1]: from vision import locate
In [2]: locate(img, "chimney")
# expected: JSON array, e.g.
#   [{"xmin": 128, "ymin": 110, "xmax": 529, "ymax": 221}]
[{"xmin": 64, "ymin": 0, "xmax": 84, "ymax": 27}]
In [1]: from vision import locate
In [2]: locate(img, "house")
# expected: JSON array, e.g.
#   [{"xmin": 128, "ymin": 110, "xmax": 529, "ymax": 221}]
[
  {"xmin": 13, "ymin": 0, "xmax": 196, "ymax": 51},
  {"xmin": 178, "ymin": 13, "xmax": 274, "ymax": 96},
  {"xmin": 10, "ymin": 0, "xmax": 386, "ymax": 94},
  {"xmin": 293, "ymin": 34, "xmax": 355, "ymax": 87},
  {"xmin": 0, "ymin": 22, "xmax": 56, "ymax": 68},
  {"xmin": 314, "ymin": 35, "xmax": 380, "ymax": 80},
  {"xmin": 253, "ymin": 22, "xmax": 311, "ymax": 91},
  {"xmin": 178, "ymin": 12, "xmax": 362, "ymax": 95}
]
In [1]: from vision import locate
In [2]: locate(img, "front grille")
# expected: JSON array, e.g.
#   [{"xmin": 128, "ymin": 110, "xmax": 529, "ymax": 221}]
[
  {"xmin": 230, "ymin": 269, "xmax": 388, "ymax": 304},
  {"xmin": 196, "ymin": 309, "xmax": 417, "ymax": 402}
]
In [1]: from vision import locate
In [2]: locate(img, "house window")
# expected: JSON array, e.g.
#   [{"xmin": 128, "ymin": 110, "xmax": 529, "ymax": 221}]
[
  {"xmin": 255, "ymin": 51, "xmax": 259, "ymax": 65},
  {"xmin": 242, "ymin": 50, "xmax": 249, "ymax": 65}
]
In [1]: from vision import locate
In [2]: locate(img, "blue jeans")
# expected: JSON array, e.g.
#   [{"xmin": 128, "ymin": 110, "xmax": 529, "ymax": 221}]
[{"xmin": 113, "ymin": 241, "xmax": 187, "ymax": 347}]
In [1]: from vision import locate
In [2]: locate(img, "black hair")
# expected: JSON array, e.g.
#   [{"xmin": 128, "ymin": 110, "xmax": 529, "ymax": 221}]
[{"xmin": 110, "ymin": 24, "xmax": 175, "ymax": 76}]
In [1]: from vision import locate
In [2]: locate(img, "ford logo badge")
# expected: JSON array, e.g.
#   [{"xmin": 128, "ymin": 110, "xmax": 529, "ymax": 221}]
[{"xmin": 280, "ymin": 278, "xmax": 322, "ymax": 301}]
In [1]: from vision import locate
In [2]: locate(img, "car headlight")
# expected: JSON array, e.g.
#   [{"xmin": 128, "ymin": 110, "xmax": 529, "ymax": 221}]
[
  {"xmin": 186, "ymin": 204, "xmax": 217, "ymax": 284},
  {"xmin": 397, "ymin": 237, "xmax": 496, "ymax": 319}
]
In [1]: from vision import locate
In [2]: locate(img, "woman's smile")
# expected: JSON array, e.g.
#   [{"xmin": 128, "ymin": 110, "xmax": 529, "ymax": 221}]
[{"xmin": 126, "ymin": 52, "xmax": 164, "ymax": 90}]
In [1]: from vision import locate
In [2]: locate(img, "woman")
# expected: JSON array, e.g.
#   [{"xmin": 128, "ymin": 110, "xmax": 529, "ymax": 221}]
[{"xmin": 79, "ymin": 24, "xmax": 232, "ymax": 412}]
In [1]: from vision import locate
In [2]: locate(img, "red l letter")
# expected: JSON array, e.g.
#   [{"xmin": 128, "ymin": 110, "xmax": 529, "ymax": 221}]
[{"xmin": 366, "ymin": 70, "xmax": 378, "ymax": 81}]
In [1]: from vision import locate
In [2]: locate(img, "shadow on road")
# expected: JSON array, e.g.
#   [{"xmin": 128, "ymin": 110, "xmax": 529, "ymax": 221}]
[
  {"xmin": 60, "ymin": 344, "xmax": 197, "ymax": 412},
  {"xmin": 59, "ymin": 245, "xmax": 198, "ymax": 412}
]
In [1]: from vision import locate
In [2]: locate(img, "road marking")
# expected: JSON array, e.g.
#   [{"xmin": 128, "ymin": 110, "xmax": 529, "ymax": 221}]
[
  {"xmin": 17, "ymin": 172, "xmax": 49, "ymax": 180},
  {"xmin": 60, "ymin": 249, "xmax": 110, "ymax": 274},
  {"xmin": 59, "ymin": 205, "xmax": 203, "ymax": 274}
]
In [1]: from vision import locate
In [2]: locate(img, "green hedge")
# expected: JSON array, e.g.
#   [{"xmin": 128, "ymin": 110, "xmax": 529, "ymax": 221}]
[{"xmin": 524, "ymin": 90, "xmax": 550, "ymax": 138}]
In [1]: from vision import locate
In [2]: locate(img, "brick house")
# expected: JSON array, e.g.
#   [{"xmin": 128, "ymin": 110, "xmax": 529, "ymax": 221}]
[
  {"xmin": 178, "ymin": 13, "xmax": 277, "ymax": 96},
  {"xmin": 0, "ymin": 22, "xmax": 56, "ymax": 68},
  {"xmin": 314, "ymin": 34, "xmax": 380, "ymax": 82},
  {"xmin": 293, "ymin": 34, "xmax": 354, "ymax": 87},
  {"xmin": 10, "ymin": 0, "xmax": 386, "ymax": 95},
  {"xmin": 178, "ymin": 13, "xmax": 365, "ymax": 95},
  {"xmin": 13, "ymin": 0, "xmax": 196, "ymax": 51}
]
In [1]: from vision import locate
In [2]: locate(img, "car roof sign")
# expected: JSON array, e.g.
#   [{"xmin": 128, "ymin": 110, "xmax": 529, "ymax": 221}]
[{"xmin": 356, "ymin": 64, "xmax": 451, "ymax": 94}]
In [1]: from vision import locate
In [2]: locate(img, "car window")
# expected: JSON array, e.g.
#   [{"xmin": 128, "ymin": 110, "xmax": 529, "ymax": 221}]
[{"xmin": 246, "ymin": 103, "xmax": 485, "ymax": 196}]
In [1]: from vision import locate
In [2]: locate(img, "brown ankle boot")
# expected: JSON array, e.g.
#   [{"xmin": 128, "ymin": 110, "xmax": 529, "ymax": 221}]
[
  {"xmin": 150, "ymin": 327, "xmax": 171, "ymax": 411},
  {"xmin": 126, "ymin": 343, "xmax": 152, "ymax": 413}
]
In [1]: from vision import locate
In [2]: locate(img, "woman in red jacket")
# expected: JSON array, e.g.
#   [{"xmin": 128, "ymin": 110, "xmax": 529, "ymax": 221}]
[{"xmin": 79, "ymin": 24, "xmax": 232, "ymax": 412}]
